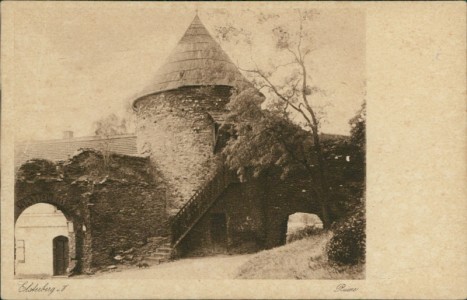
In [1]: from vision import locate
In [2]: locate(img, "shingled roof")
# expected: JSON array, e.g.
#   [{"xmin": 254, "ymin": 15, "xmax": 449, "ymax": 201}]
[
  {"xmin": 137, "ymin": 15, "xmax": 251, "ymax": 100},
  {"xmin": 15, "ymin": 134, "xmax": 138, "ymax": 168}
]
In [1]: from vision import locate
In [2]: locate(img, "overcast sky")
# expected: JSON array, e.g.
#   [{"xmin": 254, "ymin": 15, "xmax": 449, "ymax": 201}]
[{"xmin": 9, "ymin": 2, "xmax": 365, "ymax": 142}]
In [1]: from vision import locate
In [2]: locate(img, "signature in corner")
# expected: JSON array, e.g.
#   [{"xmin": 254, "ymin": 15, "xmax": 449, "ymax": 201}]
[{"xmin": 334, "ymin": 283, "xmax": 358, "ymax": 292}]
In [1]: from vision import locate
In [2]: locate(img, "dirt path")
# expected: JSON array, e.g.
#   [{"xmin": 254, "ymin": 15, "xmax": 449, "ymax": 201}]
[{"xmin": 81, "ymin": 254, "xmax": 254, "ymax": 279}]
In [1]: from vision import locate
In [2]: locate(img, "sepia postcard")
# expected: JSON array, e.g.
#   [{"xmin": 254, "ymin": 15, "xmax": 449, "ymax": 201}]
[{"xmin": 1, "ymin": 1, "xmax": 466, "ymax": 299}]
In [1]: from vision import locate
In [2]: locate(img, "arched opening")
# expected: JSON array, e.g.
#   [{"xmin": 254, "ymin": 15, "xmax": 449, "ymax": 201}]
[
  {"xmin": 286, "ymin": 212, "xmax": 323, "ymax": 244},
  {"xmin": 15, "ymin": 203, "xmax": 74, "ymax": 278}
]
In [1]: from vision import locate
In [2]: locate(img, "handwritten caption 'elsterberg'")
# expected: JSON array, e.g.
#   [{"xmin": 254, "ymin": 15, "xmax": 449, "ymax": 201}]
[{"xmin": 18, "ymin": 281, "xmax": 68, "ymax": 296}]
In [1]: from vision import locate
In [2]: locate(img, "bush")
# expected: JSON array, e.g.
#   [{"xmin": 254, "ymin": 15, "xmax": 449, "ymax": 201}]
[
  {"xmin": 287, "ymin": 225, "xmax": 323, "ymax": 243},
  {"xmin": 326, "ymin": 205, "xmax": 365, "ymax": 265}
]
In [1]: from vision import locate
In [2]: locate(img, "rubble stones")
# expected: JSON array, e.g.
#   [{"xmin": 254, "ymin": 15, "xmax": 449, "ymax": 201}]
[
  {"xmin": 113, "ymin": 255, "xmax": 124, "ymax": 261},
  {"xmin": 123, "ymin": 247, "xmax": 135, "ymax": 254}
]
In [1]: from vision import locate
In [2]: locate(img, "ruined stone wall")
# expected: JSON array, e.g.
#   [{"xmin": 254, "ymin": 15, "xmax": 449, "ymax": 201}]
[
  {"xmin": 15, "ymin": 150, "xmax": 167, "ymax": 271},
  {"xmin": 134, "ymin": 86, "xmax": 232, "ymax": 214},
  {"xmin": 15, "ymin": 159, "xmax": 92, "ymax": 273}
]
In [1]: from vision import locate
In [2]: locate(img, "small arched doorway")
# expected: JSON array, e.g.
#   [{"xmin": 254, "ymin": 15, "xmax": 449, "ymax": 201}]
[
  {"xmin": 15, "ymin": 203, "xmax": 73, "ymax": 277},
  {"xmin": 53, "ymin": 236, "xmax": 69, "ymax": 276}
]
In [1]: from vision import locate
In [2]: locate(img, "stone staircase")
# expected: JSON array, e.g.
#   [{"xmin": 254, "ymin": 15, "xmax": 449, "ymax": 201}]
[
  {"xmin": 144, "ymin": 242, "xmax": 173, "ymax": 265},
  {"xmin": 137, "ymin": 236, "xmax": 173, "ymax": 266},
  {"xmin": 139, "ymin": 163, "xmax": 234, "ymax": 266}
]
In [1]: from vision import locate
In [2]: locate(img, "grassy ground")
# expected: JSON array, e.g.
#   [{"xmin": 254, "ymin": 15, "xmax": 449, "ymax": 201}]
[{"xmin": 235, "ymin": 232, "xmax": 364, "ymax": 279}]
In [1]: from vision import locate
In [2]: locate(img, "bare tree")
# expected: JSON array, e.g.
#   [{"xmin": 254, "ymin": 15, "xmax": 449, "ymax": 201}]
[
  {"xmin": 93, "ymin": 114, "xmax": 127, "ymax": 168},
  {"xmin": 216, "ymin": 10, "xmax": 337, "ymax": 228}
]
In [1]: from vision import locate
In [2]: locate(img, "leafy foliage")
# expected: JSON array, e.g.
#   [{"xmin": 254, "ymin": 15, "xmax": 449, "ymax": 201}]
[
  {"xmin": 348, "ymin": 101, "xmax": 366, "ymax": 188},
  {"xmin": 223, "ymin": 88, "xmax": 315, "ymax": 180},
  {"xmin": 322, "ymin": 141, "xmax": 364, "ymax": 211},
  {"xmin": 349, "ymin": 101, "xmax": 366, "ymax": 154},
  {"xmin": 324, "ymin": 102, "xmax": 366, "ymax": 265},
  {"xmin": 16, "ymin": 159, "xmax": 59, "ymax": 182},
  {"xmin": 326, "ymin": 204, "xmax": 366, "ymax": 265}
]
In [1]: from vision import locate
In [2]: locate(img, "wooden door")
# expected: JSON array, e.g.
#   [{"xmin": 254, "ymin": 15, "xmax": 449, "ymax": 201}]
[{"xmin": 53, "ymin": 236, "xmax": 69, "ymax": 276}]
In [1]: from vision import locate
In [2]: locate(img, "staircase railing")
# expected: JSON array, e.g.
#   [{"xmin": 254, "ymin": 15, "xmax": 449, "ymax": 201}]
[{"xmin": 171, "ymin": 163, "xmax": 234, "ymax": 248}]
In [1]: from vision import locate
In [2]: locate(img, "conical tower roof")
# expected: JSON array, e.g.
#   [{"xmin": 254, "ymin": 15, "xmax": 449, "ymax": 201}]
[{"xmin": 141, "ymin": 15, "xmax": 251, "ymax": 96}]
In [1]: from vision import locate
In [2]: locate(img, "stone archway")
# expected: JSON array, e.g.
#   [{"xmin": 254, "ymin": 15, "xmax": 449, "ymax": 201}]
[
  {"xmin": 15, "ymin": 193, "xmax": 79, "ymax": 223},
  {"xmin": 285, "ymin": 212, "xmax": 323, "ymax": 243},
  {"xmin": 14, "ymin": 193, "xmax": 90, "ymax": 275},
  {"xmin": 263, "ymin": 183, "xmax": 323, "ymax": 249},
  {"xmin": 268, "ymin": 212, "xmax": 324, "ymax": 248}
]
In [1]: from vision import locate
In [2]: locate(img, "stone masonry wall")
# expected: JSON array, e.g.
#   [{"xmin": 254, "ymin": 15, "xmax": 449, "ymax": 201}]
[
  {"xmin": 134, "ymin": 86, "xmax": 232, "ymax": 214},
  {"xmin": 88, "ymin": 175, "xmax": 168, "ymax": 266},
  {"xmin": 179, "ymin": 173, "xmax": 323, "ymax": 256},
  {"xmin": 15, "ymin": 150, "xmax": 167, "ymax": 271},
  {"xmin": 263, "ymin": 175, "xmax": 322, "ymax": 248},
  {"xmin": 179, "ymin": 180, "xmax": 266, "ymax": 256}
]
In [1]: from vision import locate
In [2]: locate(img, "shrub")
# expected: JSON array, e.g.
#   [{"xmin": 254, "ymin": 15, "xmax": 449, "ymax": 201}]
[
  {"xmin": 326, "ymin": 205, "xmax": 365, "ymax": 265},
  {"xmin": 287, "ymin": 225, "xmax": 323, "ymax": 243}
]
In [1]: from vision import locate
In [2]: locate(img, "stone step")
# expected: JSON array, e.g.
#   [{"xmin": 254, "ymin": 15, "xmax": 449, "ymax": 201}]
[{"xmin": 145, "ymin": 256, "xmax": 169, "ymax": 264}]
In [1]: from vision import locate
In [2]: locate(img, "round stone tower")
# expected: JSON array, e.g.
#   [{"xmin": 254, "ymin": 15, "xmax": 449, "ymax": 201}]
[{"xmin": 133, "ymin": 15, "xmax": 251, "ymax": 214}]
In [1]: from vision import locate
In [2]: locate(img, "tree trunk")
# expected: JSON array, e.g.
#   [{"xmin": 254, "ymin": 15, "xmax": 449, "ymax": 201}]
[
  {"xmin": 308, "ymin": 129, "xmax": 333, "ymax": 229},
  {"xmin": 298, "ymin": 58, "xmax": 333, "ymax": 229},
  {"xmin": 320, "ymin": 195, "xmax": 332, "ymax": 230},
  {"xmin": 307, "ymin": 181, "xmax": 332, "ymax": 229}
]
